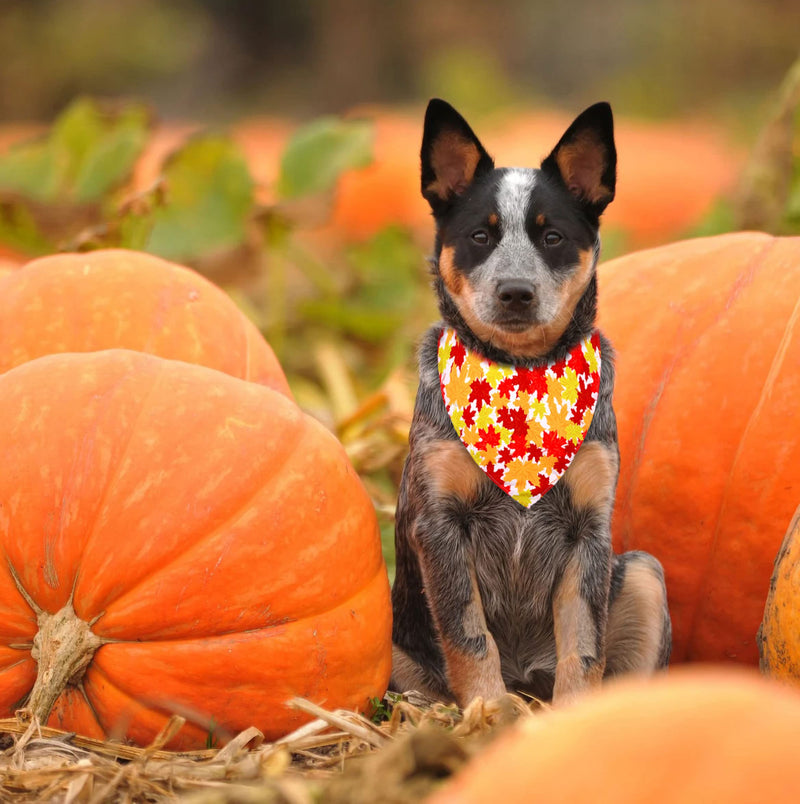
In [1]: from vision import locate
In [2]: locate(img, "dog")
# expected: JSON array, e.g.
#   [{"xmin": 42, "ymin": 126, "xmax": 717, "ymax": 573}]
[{"xmin": 391, "ymin": 99, "xmax": 671, "ymax": 707}]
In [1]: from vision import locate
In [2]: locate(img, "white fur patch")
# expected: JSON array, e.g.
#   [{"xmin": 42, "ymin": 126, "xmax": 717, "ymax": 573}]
[{"xmin": 496, "ymin": 169, "xmax": 536, "ymax": 237}]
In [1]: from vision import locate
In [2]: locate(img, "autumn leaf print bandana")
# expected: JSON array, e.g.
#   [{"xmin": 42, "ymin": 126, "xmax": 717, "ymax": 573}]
[{"xmin": 438, "ymin": 328, "xmax": 601, "ymax": 508}]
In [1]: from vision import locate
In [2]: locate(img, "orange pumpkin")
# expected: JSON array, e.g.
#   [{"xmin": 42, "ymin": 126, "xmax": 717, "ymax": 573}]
[
  {"xmin": 431, "ymin": 669, "xmax": 800, "ymax": 804},
  {"xmin": 0, "ymin": 349, "xmax": 391, "ymax": 748},
  {"xmin": 759, "ymin": 504, "xmax": 800, "ymax": 684},
  {"xmin": 598, "ymin": 232, "xmax": 800, "ymax": 664},
  {"xmin": 0, "ymin": 249, "xmax": 290, "ymax": 396}
]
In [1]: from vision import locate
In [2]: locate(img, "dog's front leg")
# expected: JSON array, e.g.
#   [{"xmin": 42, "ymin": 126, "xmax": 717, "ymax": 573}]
[
  {"xmin": 552, "ymin": 440, "xmax": 617, "ymax": 705},
  {"xmin": 552, "ymin": 543, "xmax": 611, "ymax": 705},
  {"xmin": 415, "ymin": 511, "xmax": 506, "ymax": 707}
]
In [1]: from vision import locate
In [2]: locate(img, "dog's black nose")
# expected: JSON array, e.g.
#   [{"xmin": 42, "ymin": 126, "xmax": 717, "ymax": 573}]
[{"xmin": 497, "ymin": 280, "xmax": 535, "ymax": 311}]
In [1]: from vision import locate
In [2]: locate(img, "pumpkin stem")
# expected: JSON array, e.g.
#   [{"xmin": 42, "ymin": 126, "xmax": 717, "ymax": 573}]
[{"xmin": 20, "ymin": 601, "xmax": 106, "ymax": 726}]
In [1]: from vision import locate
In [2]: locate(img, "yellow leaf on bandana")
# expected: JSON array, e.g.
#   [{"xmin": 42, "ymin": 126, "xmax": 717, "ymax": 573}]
[
  {"xmin": 565, "ymin": 421, "xmax": 584, "ymax": 444},
  {"xmin": 586, "ymin": 339, "xmax": 600, "ymax": 373},
  {"xmin": 486, "ymin": 363, "xmax": 510, "ymax": 387},
  {"xmin": 438, "ymin": 339, "xmax": 453, "ymax": 373},
  {"xmin": 475, "ymin": 405, "xmax": 495, "ymax": 430},
  {"xmin": 515, "ymin": 489, "xmax": 533, "ymax": 507},
  {"xmin": 559, "ymin": 367, "xmax": 579, "ymax": 405}
]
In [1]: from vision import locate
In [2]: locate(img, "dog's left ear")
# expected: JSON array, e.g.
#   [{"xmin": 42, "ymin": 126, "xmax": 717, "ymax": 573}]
[
  {"xmin": 421, "ymin": 99, "xmax": 494, "ymax": 213},
  {"xmin": 541, "ymin": 102, "xmax": 616, "ymax": 217}
]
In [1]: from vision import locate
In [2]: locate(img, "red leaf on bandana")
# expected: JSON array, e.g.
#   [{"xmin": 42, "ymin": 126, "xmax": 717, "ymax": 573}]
[
  {"xmin": 451, "ymin": 340, "xmax": 467, "ymax": 369},
  {"xmin": 542, "ymin": 430, "xmax": 566, "ymax": 457},
  {"xmin": 517, "ymin": 368, "xmax": 548, "ymax": 399},
  {"xmin": 533, "ymin": 472, "xmax": 551, "ymax": 493},
  {"xmin": 508, "ymin": 432, "xmax": 530, "ymax": 458},
  {"xmin": 575, "ymin": 384, "xmax": 597, "ymax": 417},
  {"xmin": 469, "ymin": 378, "xmax": 492, "ymax": 407},
  {"xmin": 553, "ymin": 450, "xmax": 572, "ymax": 473},
  {"xmin": 568, "ymin": 347, "xmax": 590, "ymax": 376},
  {"xmin": 498, "ymin": 445, "xmax": 514, "ymax": 464},
  {"xmin": 525, "ymin": 441, "xmax": 543, "ymax": 461},
  {"xmin": 476, "ymin": 425, "xmax": 501, "ymax": 451},
  {"xmin": 485, "ymin": 461, "xmax": 507, "ymax": 488},
  {"xmin": 497, "ymin": 405, "xmax": 528, "ymax": 433},
  {"xmin": 462, "ymin": 405, "xmax": 477, "ymax": 427},
  {"xmin": 497, "ymin": 376, "xmax": 517, "ymax": 398}
]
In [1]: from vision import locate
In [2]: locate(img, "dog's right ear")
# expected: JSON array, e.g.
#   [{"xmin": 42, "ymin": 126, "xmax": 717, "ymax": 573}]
[{"xmin": 421, "ymin": 99, "xmax": 494, "ymax": 212}]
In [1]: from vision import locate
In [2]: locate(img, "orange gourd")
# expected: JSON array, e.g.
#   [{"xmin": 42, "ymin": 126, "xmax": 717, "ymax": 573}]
[
  {"xmin": 759, "ymin": 504, "xmax": 800, "ymax": 685},
  {"xmin": 431, "ymin": 669, "xmax": 800, "ymax": 804},
  {"xmin": 0, "ymin": 349, "xmax": 391, "ymax": 748},
  {"xmin": 597, "ymin": 232, "xmax": 800, "ymax": 664},
  {"xmin": 0, "ymin": 249, "xmax": 291, "ymax": 396}
]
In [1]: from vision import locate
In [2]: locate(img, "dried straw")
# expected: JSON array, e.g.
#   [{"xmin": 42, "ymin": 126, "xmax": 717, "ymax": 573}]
[{"xmin": 0, "ymin": 692, "xmax": 542, "ymax": 802}]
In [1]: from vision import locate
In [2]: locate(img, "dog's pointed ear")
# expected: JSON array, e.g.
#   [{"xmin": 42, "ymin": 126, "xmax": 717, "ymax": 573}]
[
  {"xmin": 421, "ymin": 99, "xmax": 494, "ymax": 212},
  {"xmin": 541, "ymin": 102, "xmax": 616, "ymax": 216}
]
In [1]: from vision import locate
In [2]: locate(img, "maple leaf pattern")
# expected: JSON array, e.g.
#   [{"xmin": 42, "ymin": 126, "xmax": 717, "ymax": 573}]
[{"xmin": 438, "ymin": 328, "xmax": 601, "ymax": 508}]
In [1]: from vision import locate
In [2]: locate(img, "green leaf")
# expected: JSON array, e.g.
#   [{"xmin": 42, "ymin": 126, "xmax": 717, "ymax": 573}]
[
  {"xmin": 277, "ymin": 117, "xmax": 373, "ymax": 200},
  {"xmin": 145, "ymin": 135, "xmax": 255, "ymax": 260},
  {"xmin": 0, "ymin": 97, "xmax": 150, "ymax": 204},
  {"xmin": 0, "ymin": 201, "xmax": 52, "ymax": 255}
]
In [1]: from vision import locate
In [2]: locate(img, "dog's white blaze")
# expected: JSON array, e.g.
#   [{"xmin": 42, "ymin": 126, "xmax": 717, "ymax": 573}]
[{"xmin": 496, "ymin": 169, "xmax": 536, "ymax": 237}]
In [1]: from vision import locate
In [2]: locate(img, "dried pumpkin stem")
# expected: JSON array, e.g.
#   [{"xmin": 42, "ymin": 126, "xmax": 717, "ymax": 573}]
[{"xmin": 24, "ymin": 601, "xmax": 106, "ymax": 724}]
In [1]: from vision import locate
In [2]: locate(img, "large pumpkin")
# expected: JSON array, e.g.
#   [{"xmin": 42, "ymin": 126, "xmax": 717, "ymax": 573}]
[
  {"xmin": 759, "ymin": 504, "xmax": 800, "ymax": 684},
  {"xmin": 0, "ymin": 249, "xmax": 290, "ymax": 396},
  {"xmin": 0, "ymin": 349, "xmax": 391, "ymax": 748},
  {"xmin": 598, "ymin": 232, "xmax": 800, "ymax": 664},
  {"xmin": 431, "ymin": 669, "xmax": 800, "ymax": 803}
]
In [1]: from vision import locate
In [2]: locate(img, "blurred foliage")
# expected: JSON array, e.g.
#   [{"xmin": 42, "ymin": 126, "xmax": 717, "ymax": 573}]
[
  {"xmin": 0, "ymin": 99, "xmax": 150, "ymax": 204},
  {"xmin": 145, "ymin": 136, "xmax": 255, "ymax": 260},
  {"xmin": 277, "ymin": 118, "xmax": 373, "ymax": 199}
]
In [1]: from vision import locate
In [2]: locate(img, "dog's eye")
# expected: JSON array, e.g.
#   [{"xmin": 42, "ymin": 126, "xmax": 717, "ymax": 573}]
[
  {"xmin": 471, "ymin": 230, "xmax": 490, "ymax": 245},
  {"xmin": 543, "ymin": 230, "xmax": 563, "ymax": 247}
]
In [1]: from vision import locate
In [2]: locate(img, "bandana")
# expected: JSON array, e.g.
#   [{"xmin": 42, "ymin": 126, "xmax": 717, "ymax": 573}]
[{"xmin": 438, "ymin": 328, "xmax": 601, "ymax": 508}]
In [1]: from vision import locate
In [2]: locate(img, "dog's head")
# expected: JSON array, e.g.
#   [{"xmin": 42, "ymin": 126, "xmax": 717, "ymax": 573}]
[{"xmin": 421, "ymin": 99, "xmax": 616, "ymax": 361}]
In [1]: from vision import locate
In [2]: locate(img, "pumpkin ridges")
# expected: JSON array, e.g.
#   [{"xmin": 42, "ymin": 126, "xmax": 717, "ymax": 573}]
[
  {"xmin": 94, "ymin": 418, "xmax": 381, "ymax": 639},
  {"xmin": 676, "ymin": 236, "xmax": 779, "ymax": 654},
  {"xmin": 0, "ymin": 348, "xmax": 391, "ymax": 744},
  {"xmin": 67, "ymin": 355, "xmax": 308, "ymax": 621},
  {"xmin": 0, "ymin": 249, "xmax": 291, "ymax": 397},
  {"xmin": 0, "ymin": 650, "xmax": 36, "ymax": 712},
  {"xmin": 88, "ymin": 569, "xmax": 391, "ymax": 746},
  {"xmin": 685, "ymin": 257, "xmax": 800, "ymax": 655},
  {"xmin": 600, "ymin": 232, "xmax": 800, "ymax": 663},
  {"xmin": 47, "ymin": 686, "xmax": 106, "ymax": 740},
  {"xmin": 606, "ymin": 233, "xmax": 775, "ymax": 553},
  {"xmin": 82, "ymin": 663, "xmax": 211, "ymax": 750}
]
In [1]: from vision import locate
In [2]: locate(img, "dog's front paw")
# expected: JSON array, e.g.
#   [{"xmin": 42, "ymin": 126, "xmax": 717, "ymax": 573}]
[
  {"xmin": 553, "ymin": 653, "xmax": 603, "ymax": 706},
  {"xmin": 445, "ymin": 632, "xmax": 507, "ymax": 708}
]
